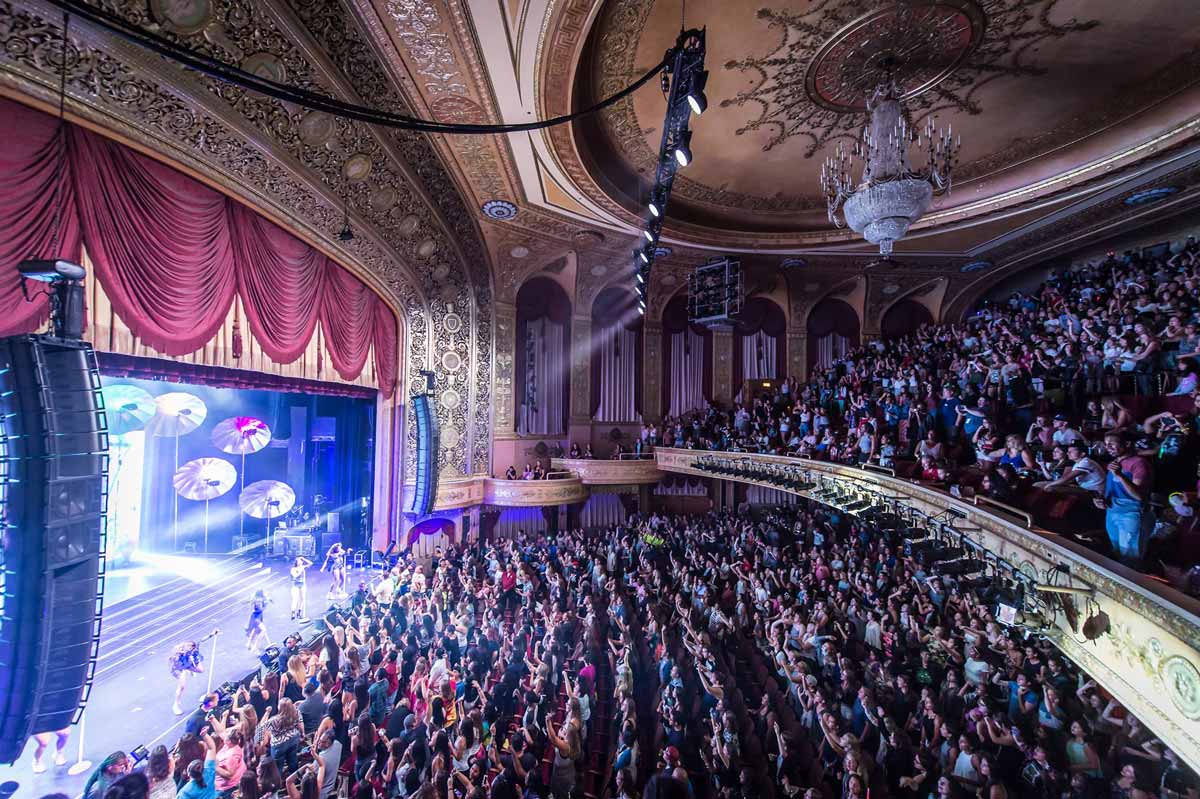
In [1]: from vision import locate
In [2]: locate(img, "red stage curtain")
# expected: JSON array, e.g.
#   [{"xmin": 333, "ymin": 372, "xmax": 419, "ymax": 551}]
[
  {"xmin": 0, "ymin": 112, "xmax": 81, "ymax": 336},
  {"xmin": 0, "ymin": 97, "xmax": 399, "ymax": 396},
  {"xmin": 372, "ymin": 298, "xmax": 398, "ymax": 398},
  {"xmin": 71, "ymin": 127, "xmax": 237, "ymax": 355},
  {"xmin": 321, "ymin": 265, "xmax": 375, "ymax": 381},
  {"xmin": 229, "ymin": 202, "xmax": 328, "ymax": 363}
]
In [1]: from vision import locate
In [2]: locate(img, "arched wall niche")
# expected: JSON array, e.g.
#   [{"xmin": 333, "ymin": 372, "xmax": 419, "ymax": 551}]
[
  {"xmin": 881, "ymin": 299, "xmax": 935, "ymax": 341},
  {"xmin": 806, "ymin": 297, "xmax": 860, "ymax": 375},
  {"xmin": 514, "ymin": 276, "xmax": 573, "ymax": 435},
  {"xmin": 589, "ymin": 286, "xmax": 644, "ymax": 422}
]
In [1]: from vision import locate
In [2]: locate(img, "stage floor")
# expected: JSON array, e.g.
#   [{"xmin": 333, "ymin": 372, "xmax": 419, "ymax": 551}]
[{"xmin": 0, "ymin": 554, "xmax": 352, "ymax": 798}]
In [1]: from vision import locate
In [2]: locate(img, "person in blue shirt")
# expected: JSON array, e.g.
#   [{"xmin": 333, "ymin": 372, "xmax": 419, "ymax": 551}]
[
  {"xmin": 938, "ymin": 385, "xmax": 963, "ymax": 442},
  {"xmin": 176, "ymin": 733, "xmax": 218, "ymax": 799}
]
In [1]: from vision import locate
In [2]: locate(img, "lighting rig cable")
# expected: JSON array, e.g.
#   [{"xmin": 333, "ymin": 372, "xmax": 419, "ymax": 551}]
[{"xmin": 45, "ymin": 0, "xmax": 672, "ymax": 135}]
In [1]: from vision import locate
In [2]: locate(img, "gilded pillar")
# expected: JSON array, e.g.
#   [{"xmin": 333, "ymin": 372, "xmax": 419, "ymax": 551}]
[
  {"xmin": 493, "ymin": 301, "xmax": 517, "ymax": 439},
  {"xmin": 711, "ymin": 323, "xmax": 734, "ymax": 406}
]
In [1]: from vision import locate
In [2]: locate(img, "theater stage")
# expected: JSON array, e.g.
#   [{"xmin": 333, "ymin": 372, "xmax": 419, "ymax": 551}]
[{"xmin": 0, "ymin": 555, "xmax": 353, "ymax": 799}]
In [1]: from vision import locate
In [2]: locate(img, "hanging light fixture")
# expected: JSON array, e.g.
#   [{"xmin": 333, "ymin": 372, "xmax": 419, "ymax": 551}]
[{"xmin": 821, "ymin": 82, "xmax": 960, "ymax": 256}]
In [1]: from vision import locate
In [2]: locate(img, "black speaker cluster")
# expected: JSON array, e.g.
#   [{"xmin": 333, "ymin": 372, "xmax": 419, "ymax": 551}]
[{"xmin": 0, "ymin": 335, "xmax": 108, "ymax": 763}]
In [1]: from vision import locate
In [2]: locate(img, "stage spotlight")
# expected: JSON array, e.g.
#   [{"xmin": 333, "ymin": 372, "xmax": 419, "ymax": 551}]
[
  {"xmin": 687, "ymin": 71, "xmax": 709, "ymax": 115},
  {"xmin": 643, "ymin": 228, "xmax": 656, "ymax": 242},
  {"xmin": 636, "ymin": 270, "xmax": 645, "ymax": 285},
  {"xmin": 649, "ymin": 193, "xmax": 664, "ymax": 218},
  {"xmin": 637, "ymin": 299, "xmax": 646, "ymax": 314},
  {"xmin": 674, "ymin": 131, "xmax": 693, "ymax": 167},
  {"xmin": 636, "ymin": 247, "xmax": 650, "ymax": 265}
]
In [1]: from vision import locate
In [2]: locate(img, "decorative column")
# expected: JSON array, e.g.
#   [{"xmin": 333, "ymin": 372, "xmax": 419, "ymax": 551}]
[
  {"xmin": 711, "ymin": 323, "xmax": 734, "ymax": 406},
  {"xmin": 568, "ymin": 315, "xmax": 593, "ymax": 442},
  {"xmin": 642, "ymin": 320, "xmax": 663, "ymax": 422},
  {"xmin": 493, "ymin": 301, "xmax": 517, "ymax": 439},
  {"xmin": 787, "ymin": 332, "xmax": 808, "ymax": 381}
]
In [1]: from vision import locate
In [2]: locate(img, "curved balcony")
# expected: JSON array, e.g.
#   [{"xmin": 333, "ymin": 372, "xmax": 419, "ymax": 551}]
[
  {"xmin": 481, "ymin": 474, "xmax": 590, "ymax": 507},
  {"xmin": 654, "ymin": 447, "xmax": 1200, "ymax": 772},
  {"xmin": 550, "ymin": 455, "xmax": 664, "ymax": 485}
]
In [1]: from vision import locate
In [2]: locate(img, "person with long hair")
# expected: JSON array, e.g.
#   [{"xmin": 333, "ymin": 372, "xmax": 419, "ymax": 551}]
[
  {"xmin": 145, "ymin": 744, "xmax": 175, "ymax": 799},
  {"xmin": 262, "ymin": 698, "xmax": 304, "ymax": 774},
  {"xmin": 290, "ymin": 556, "xmax": 313, "ymax": 621},
  {"xmin": 257, "ymin": 756, "xmax": 283, "ymax": 796},
  {"xmin": 322, "ymin": 543, "xmax": 351, "ymax": 601},
  {"xmin": 174, "ymin": 734, "xmax": 206, "ymax": 789},
  {"xmin": 237, "ymin": 772, "xmax": 261, "ymax": 799},
  {"xmin": 245, "ymin": 588, "xmax": 272, "ymax": 654},
  {"xmin": 82, "ymin": 751, "xmax": 130, "ymax": 799},
  {"xmin": 176, "ymin": 732, "xmax": 218, "ymax": 799},
  {"xmin": 169, "ymin": 638, "xmax": 207, "ymax": 716}
]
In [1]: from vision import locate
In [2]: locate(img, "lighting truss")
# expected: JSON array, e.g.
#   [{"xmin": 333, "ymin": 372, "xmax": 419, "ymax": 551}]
[{"xmin": 632, "ymin": 28, "xmax": 707, "ymax": 313}]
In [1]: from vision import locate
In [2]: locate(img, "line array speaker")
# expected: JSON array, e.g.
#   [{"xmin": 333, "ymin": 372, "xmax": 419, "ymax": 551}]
[
  {"xmin": 0, "ymin": 335, "xmax": 108, "ymax": 764},
  {"xmin": 405, "ymin": 393, "xmax": 439, "ymax": 517}
]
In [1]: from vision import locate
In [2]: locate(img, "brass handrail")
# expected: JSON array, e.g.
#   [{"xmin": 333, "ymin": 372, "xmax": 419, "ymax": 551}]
[{"xmin": 974, "ymin": 494, "xmax": 1033, "ymax": 528}]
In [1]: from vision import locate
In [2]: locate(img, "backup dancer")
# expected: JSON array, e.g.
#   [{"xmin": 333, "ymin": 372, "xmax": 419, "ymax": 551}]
[
  {"xmin": 169, "ymin": 633, "xmax": 213, "ymax": 715},
  {"xmin": 244, "ymin": 588, "xmax": 272, "ymax": 654},
  {"xmin": 321, "ymin": 543, "xmax": 351, "ymax": 600},
  {"xmin": 289, "ymin": 556, "xmax": 312, "ymax": 621}
]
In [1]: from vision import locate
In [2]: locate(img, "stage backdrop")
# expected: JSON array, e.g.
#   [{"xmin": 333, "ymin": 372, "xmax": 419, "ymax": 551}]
[{"xmin": 102, "ymin": 373, "xmax": 374, "ymax": 562}]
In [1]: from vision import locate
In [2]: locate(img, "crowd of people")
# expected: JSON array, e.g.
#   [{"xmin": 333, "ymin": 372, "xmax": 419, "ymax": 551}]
[
  {"xmin": 67, "ymin": 498, "xmax": 1200, "ymax": 799},
  {"xmin": 73, "ymin": 533, "xmax": 616, "ymax": 799},
  {"xmin": 648, "ymin": 240, "xmax": 1200, "ymax": 579}
]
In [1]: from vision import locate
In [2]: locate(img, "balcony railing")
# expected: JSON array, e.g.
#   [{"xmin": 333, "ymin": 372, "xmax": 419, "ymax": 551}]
[{"xmin": 550, "ymin": 457, "xmax": 664, "ymax": 485}]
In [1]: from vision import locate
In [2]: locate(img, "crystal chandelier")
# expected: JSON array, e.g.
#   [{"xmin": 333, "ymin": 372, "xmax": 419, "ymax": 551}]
[{"xmin": 821, "ymin": 82, "xmax": 960, "ymax": 256}]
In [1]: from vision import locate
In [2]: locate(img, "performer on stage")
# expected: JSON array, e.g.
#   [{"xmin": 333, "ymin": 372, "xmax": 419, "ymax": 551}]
[
  {"xmin": 244, "ymin": 588, "xmax": 272, "ymax": 654},
  {"xmin": 290, "ymin": 556, "xmax": 313, "ymax": 621},
  {"xmin": 169, "ymin": 630, "xmax": 216, "ymax": 715},
  {"xmin": 31, "ymin": 727, "xmax": 69, "ymax": 773},
  {"xmin": 321, "ymin": 543, "xmax": 351, "ymax": 600}
]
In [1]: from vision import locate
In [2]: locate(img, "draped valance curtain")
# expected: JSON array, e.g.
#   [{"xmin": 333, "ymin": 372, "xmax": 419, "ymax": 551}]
[
  {"xmin": 806, "ymin": 298, "xmax": 860, "ymax": 376},
  {"xmin": 0, "ymin": 97, "xmax": 398, "ymax": 397},
  {"xmin": 514, "ymin": 277, "xmax": 571, "ymax": 435},
  {"xmin": 661, "ymin": 296, "xmax": 712, "ymax": 417},
  {"xmin": 590, "ymin": 287, "xmax": 642, "ymax": 422},
  {"xmin": 733, "ymin": 297, "xmax": 786, "ymax": 397}
]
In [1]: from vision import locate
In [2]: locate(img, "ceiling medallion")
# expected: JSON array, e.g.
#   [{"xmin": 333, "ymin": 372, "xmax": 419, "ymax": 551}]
[
  {"xmin": 510, "ymin": 246, "xmax": 530, "ymax": 259},
  {"xmin": 440, "ymin": 389, "xmax": 462, "ymax": 410},
  {"xmin": 805, "ymin": 1, "xmax": 986, "ymax": 113},
  {"xmin": 416, "ymin": 239, "xmax": 438, "ymax": 258},
  {"xmin": 653, "ymin": 246, "xmax": 673, "ymax": 259},
  {"xmin": 482, "ymin": 200, "xmax": 518, "ymax": 220},
  {"xmin": 661, "ymin": 274, "xmax": 678, "ymax": 286},
  {"xmin": 441, "ymin": 351, "xmax": 463, "ymax": 372},
  {"xmin": 781, "ymin": 257, "xmax": 807, "ymax": 270},
  {"xmin": 589, "ymin": 265, "xmax": 608, "ymax": 277},
  {"xmin": 1123, "ymin": 187, "xmax": 1179, "ymax": 206},
  {"xmin": 961, "ymin": 259, "xmax": 991, "ymax": 272},
  {"xmin": 369, "ymin": 187, "xmax": 397, "ymax": 213},
  {"xmin": 149, "ymin": 0, "xmax": 213, "ymax": 35},
  {"xmin": 342, "ymin": 154, "xmax": 373, "ymax": 182},
  {"xmin": 298, "ymin": 112, "xmax": 336, "ymax": 148},
  {"xmin": 722, "ymin": 1, "xmax": 1098, "ymax": 155},
  {"xmin": 397, "ymin": 215, "xmax": 421, "ymax": 236},
  {"xmin": 242, "ymin": 52, "xmax": 287, "ymax": 85},
  {"xmin": 881, "ymin": 282, "xmax": 901, "ymax": 295}
]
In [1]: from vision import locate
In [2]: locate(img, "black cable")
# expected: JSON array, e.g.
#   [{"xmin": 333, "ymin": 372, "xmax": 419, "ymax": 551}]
[
  {"xmin": 51, "ymin": 11, "xmax": 70, "ymax": 260},
  {"xmin": 47, "ymin": 0, "xmax": 672, "ymax": 135}
]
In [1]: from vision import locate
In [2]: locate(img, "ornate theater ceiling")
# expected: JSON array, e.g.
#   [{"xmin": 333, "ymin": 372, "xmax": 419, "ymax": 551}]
[{"xmin": 2, "ymin": 0, "xmax": 1200, "ymax": 462}]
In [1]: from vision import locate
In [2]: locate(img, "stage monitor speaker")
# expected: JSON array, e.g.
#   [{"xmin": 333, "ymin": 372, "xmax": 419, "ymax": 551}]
[
  {"xmin": 0, "ymin": 335, "xmax": 107, "ymax": 764},
  {"xmin": 405, "ymin": 393, "xmax": 439, "ymax": 517}
]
